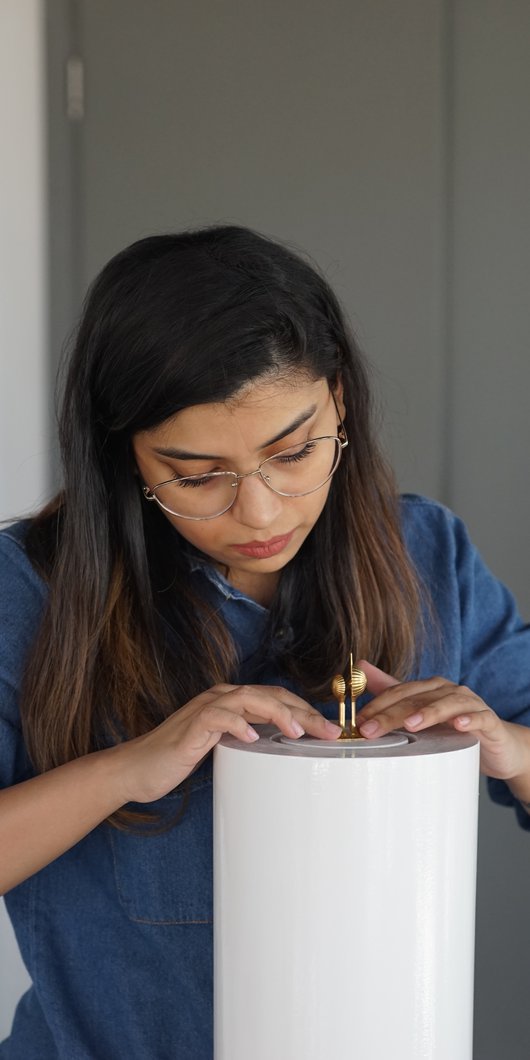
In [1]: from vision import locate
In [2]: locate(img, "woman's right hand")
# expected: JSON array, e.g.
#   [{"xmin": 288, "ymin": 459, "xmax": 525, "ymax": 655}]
[{"xmin": 117, "ymin": 684, "xmax": 342, "ymax": 804}]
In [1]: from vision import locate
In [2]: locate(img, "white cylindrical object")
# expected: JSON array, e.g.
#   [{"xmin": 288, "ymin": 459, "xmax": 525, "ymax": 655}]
[{"xmin": 214, "ymin": 727, "xmax": 479, "ymax": 1060}]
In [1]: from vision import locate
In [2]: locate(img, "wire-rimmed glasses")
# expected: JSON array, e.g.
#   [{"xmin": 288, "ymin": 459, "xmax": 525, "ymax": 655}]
[{"xmin": 142, "ymin": 428, "xmax": 348, "ymax": 521}]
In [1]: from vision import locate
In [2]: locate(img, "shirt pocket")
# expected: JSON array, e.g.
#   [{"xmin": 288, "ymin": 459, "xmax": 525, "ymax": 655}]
[{"xmin": 109, "ymin": 770, "xmax": 213, "ymax": 925}]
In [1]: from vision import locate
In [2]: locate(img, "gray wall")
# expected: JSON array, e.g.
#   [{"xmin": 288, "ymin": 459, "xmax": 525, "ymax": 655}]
[
  {"xmin": 450, "ymin": 15, "xmax": 530, "ymax": 1050},
  {"xmin": 2, "ymin": 1, "xmax": 530, "ymax": 1056},
  {"xmin": 451, "ymin": 0, "xmax": 530, "ymax": 614}
]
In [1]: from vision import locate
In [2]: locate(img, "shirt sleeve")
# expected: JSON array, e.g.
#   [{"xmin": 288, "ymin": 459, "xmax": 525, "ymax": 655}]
[
  {"xmin": 448, "ymin": 510, "xmax": 530, "ymax": 831},
  {"xmin": 0, "ymin": 527, "xmax": 47, "ymax": 788}
]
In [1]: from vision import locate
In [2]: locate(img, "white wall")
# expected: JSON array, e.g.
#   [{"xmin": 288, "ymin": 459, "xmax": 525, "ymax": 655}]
[
  {"xmin": 0, "ymin": 0, "xmax": 47, "ymax": 1039},
  {"xmin": 0, "ymin": 0, "xmax": 49, "ymax": 520}
]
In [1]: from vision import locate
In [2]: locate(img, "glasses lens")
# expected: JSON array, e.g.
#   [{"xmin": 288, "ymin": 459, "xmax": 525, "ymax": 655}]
[
  {"xmin": 149, "ymin": 438, "xmax": 342, "ymax": 519},
  {"xmin": 262, "ymin": 437, "xmax": 340, "ymax": 496},
  {"xmin": 152, "ymin": 473, "xmax": 237, "ymax": 519}
]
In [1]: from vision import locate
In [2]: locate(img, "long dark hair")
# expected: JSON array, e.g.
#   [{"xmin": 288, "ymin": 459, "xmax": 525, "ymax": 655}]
[{"xmin": 22, "ymin": 226, "xmax": 422, "ymax": 817}]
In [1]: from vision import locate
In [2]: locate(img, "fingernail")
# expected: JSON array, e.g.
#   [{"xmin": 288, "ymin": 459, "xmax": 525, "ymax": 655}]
[
  {"xmin": 457, "ymin": 715, "xmax": 470, "ymax": 727},
  {"xmin": 291, "ymin": 720, "xmax": 305, "ymax": 737},
  {"xmin": 360, "ymin": 720, "xmax": 380, "ymax": 737},
  {"xmin": 405, "ymin": 713, "xmax": 423, "ymax": 729},
  {"xmin": 247, "ymin": 726, "xmax": 260, "ymax": 742}
]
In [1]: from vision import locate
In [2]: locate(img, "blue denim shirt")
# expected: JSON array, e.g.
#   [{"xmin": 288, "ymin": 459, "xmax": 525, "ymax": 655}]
[{"xmin": 1, "ymin": 495, "xmax": 530, "ymax": 1058}]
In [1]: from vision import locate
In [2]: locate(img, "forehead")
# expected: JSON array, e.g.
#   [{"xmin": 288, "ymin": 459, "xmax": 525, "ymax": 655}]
[{"xmin": 141, "ymin": 375, "xmax": 329, "ymax": 449}]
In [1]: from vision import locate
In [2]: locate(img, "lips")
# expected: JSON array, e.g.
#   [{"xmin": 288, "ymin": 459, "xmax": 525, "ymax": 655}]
[{"xmin": 230, "ymin": 530, "xmax": 295, "ymax": 558}]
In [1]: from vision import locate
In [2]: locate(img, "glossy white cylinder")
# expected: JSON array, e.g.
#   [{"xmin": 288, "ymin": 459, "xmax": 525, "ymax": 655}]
[{"xmin": 214, "ymin": 727, "xmax": 479, "ymax": 1060}]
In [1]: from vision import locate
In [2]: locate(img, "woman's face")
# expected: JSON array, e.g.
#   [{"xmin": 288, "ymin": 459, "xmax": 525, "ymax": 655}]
[{"xmin": 132, "ymin": 375, "xmax": 345, "ymax": 605}]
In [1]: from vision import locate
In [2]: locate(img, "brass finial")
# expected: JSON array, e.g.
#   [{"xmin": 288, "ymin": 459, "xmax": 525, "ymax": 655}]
[
  {"xmin": 331, "ymin": 654, "xmax": 367, "ymax": 739},
  {"xmin": 331, "ymin": 674, "xmax": 347, "ymax": 730},
  {"xmin": 349, "ymin": 653, "xmax": 367, "ymax": 737}
]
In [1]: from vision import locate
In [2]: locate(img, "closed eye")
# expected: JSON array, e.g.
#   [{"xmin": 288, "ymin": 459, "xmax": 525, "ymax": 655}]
[
  {"xmin": 169, "ymin": 472, "xmax": 228, "ymax": 488},
  {"xmin": 272, "ymin": 441, "xmax": 318, "ymax": 465}
]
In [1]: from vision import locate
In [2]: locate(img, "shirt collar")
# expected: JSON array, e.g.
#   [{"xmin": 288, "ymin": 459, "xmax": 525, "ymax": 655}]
[{"xmin": 189, "ymin": 556, "xmax": 267, "ymax": 613}]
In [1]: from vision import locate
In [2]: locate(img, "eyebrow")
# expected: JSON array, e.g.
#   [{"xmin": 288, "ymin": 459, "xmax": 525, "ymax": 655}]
[{"xmin": 151, "ymin": 403, "xmax": 319, "ymax": 461}]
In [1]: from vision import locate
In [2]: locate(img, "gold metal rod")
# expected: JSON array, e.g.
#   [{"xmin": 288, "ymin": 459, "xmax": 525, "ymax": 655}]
[
  {"xmin": 349, "ymin": 652, "xmax": 355, "ymax": 731},
  {"xmin": 349, "ymin": 658, "xmax": 368, "ymax": 737},
  {"xmin": 331, "ymin": 667, "xmax": 367, "ymax": 739},
  {"xmin": 331, "ymin": 674, "xmax": 347, "ymax": 733}
]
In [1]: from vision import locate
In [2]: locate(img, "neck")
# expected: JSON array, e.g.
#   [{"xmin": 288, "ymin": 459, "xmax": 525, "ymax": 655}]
[{"xmin": 224, "ymin": 566, "xmax": 279, "ymax": 607}]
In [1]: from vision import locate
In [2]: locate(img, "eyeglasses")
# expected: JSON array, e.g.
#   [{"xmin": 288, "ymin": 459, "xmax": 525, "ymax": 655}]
[{"xmin": 142, "ymin": 426, "xmax": 348, "ymax": 521}]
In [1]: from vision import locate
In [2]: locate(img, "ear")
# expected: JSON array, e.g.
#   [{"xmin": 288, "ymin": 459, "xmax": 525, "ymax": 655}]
[{"xmin": 331, "ymin": 376, "xmax": 346, "ymax": 420}]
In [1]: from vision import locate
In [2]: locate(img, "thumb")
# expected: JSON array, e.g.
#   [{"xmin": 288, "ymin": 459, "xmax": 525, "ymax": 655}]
[{"xmin": 357, "ymin": 659, "xmax": 400, "ymax": 696}]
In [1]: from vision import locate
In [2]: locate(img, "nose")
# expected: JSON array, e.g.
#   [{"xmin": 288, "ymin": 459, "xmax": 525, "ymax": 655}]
[{"xmin": 230, "ymin": 471, "xmax": 283, "ymax": 529}]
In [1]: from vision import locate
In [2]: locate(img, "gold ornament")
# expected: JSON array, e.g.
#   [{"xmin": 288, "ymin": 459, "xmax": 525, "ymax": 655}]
[{"xmin": 331, "ymin": 653, "xmax": 367, "ymax": 739}]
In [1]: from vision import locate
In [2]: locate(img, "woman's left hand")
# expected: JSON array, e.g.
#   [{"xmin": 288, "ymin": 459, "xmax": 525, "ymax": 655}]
[{"xmin": 356, "ymin": 659, "xmax": 530, "ymax": 782}]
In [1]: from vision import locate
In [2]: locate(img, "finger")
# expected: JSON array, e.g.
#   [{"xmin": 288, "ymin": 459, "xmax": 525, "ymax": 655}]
[
  {"xmin": 212, "ymin": 686, "xmax": 311, "ymax": 738},
  {"xmin": 358, "ymin": 676, "xmax": 454, "ymax": 723},
  {"xmin": 291, "ymin": 706, "xmax": 343, "ymax": 740},
  {"xmin": 176, "ymin": 684, "xmax": 240, "ymax": 721},
  {"xmin": 191, "ymin": 705, "xmax": 261, "ymax": 749},
  {"xmin": 206, "ymin": 683, "xmax": 241, "ymax": 695},
  {"xmin": 357, "ymin": 659, "xmax": 400, "ymax": 696},
  {"xmin": 251, "ymin": 688, "xmax": 342, "ymax": 739},
  {"xmin": 203, "ymin": 685, "xmax": 341, "ymax": 740},
  {"xmin": 401, "ymin": 687, "xmax": 484, "ymax": 732},
  {"xmin": 359, "ymin": 685, "xmax": 480, "ymax": 738},
  {"xmin": 451, "ymin": 708, "xmax": 500, "ymax": 737}
]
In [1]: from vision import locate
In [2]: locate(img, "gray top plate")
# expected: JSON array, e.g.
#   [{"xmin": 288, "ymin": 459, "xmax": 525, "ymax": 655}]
[{"xmin": 219, "ymin": 724, "xmax": 478, "ymax": 759}]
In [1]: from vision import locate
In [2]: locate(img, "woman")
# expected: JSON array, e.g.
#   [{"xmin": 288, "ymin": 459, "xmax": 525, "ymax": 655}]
[{"xmin": 1, "ymin": 225, "xmax": 530, "ymax": 1058}]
